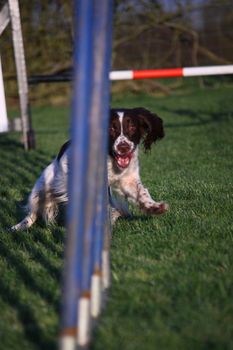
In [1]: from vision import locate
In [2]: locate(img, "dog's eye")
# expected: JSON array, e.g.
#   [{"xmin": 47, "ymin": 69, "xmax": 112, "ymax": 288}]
[
  {"xmin": 109, "ymin": 126, "xmax": 117, "ymax": 135},
  {"xmin": 129, "ymin": 125, "xmax": 136, "ymax": 132}
]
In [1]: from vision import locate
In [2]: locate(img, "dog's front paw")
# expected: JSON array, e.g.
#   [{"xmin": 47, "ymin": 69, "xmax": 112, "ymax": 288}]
[{"xmin": 142, "ymin": 202, "xmax": 169, "ymax": 215}]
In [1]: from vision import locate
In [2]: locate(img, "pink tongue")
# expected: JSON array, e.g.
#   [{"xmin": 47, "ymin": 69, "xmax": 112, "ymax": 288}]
[{"xmin": 117, "ymin": 156, "xmax": 130, "ymax": 168}]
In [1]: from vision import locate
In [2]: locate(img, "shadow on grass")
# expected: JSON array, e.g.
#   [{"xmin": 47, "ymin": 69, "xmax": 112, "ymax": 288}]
[
  {"xmin": 0, "ymin": 196, "xmax": 65, "ymax": 262},
  {"xmin": 0, "ymin": 128, "xmax": 66, "ymax": 161},
  {"xmin": 0, "ymin": 135, "xmax": 24, "ymax": 149},
  {"xmin": 31, "ymin": 226, "xmax": 65, "ymax": 258},
  {"xmin": 0, "ymin": 135, "xmax": 65, "ymax": 348},
  {"xmin": 0, "ymin": 219, "xmax": 61, "ymax": 350},
  {"xmin": 0, "ymin": 276, "xmax": 57, "ymax": 350},
  {"xmin": 12, "ymin": 232, "xmax": 62, "ymax": 281},
  {"xmin": 117, "ymin": 213, "xmax": 160, "ymax": 224},
  {"xmin": 0, "ymin": 238, "xmax": 60, "ymax": 311}
]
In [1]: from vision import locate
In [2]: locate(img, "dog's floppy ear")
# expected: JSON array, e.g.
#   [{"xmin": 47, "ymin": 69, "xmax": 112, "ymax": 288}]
[{"xmin": 133, "ymin": 107, "xmax": 164, "ymax": 151}]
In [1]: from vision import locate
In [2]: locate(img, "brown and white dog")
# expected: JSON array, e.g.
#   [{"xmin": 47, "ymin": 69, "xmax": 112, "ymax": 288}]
[{"xmin": 11, "ymin": 107, "xmax": 168, "ymax": 231}]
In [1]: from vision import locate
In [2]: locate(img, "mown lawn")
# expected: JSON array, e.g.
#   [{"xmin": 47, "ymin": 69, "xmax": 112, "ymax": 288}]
[{"xmin": 0, "ymin": 83, "xmax": 232, "ymax": 350}]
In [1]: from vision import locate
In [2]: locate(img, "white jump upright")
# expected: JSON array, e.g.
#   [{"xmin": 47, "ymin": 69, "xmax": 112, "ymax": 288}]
[
  {"xmin": 0, "ymin": 54, "xmax": 8, "ymax": 132},
  {"xmin": 0, "ymin": 0, "xmax": 35, "ymax": 149}
]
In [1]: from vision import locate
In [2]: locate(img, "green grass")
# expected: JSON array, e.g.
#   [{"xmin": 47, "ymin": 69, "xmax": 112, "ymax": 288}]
[{"xmin": 0, "ymin": 84, "xmax": 233, "ymax": 350}]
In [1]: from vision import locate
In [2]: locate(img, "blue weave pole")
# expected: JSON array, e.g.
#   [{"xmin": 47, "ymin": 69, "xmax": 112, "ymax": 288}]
[
  {"xmin": 89, "ymin": 0, "xmax": 113, "ymax": 318},
  {"xmin": 77, "ymin": 0, "xmax": 113, "ymax": 343},
  {"xmin": 60, "ymin": 0, "xmax": 113, "ymax": 349}
]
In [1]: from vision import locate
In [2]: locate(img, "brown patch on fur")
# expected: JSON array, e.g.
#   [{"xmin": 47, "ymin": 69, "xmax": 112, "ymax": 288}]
[{"xmin": 133, "ymin": 107, "xmax": 164, "ymax": 151}]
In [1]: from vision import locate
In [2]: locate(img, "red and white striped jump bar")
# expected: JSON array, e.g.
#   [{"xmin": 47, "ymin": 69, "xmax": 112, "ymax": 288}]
[{"xmin": 109, "ymin": 65, "xmax": 233, "ymax": 80}]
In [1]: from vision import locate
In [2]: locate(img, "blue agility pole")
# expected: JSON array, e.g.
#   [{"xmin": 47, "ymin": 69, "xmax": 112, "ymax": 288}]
[
  {"xmin": 60, "ymin": 0, "xmax": 113, "ymax": 349},
  {"xmin": 89, "ymin": 1, "xmax": 113, "ymax": 318},
  {"xmin": 76, "ymin": 0, "xmax": 113, "ymax": 344},
  {"xmin": 60, "ymin": 0, "xmax": 94, "ymax": 348}
]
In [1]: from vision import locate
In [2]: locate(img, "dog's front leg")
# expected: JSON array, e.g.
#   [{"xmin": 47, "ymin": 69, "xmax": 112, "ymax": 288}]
[
  {"xmin": 136, "ymin": 182, "xmax": 168, "ymax": 215},
  {"xmin": 120, "ymin": 177, "xmax": 168, "ymax": 215}
]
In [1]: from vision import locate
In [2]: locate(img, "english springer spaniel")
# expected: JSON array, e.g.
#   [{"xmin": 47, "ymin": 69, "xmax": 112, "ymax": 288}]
[{"xmin": 11, "ymin": 107, "xmax": 168, "ymax": 231}]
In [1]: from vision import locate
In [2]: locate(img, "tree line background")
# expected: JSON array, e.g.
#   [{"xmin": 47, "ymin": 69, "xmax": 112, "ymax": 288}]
[{"xmin": 0, "ymin": 0, "xmax": 232, "ymax": 106}]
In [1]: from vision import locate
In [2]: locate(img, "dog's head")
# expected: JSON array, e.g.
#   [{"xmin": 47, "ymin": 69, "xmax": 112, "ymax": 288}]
[{"xmin": 109, "ymin": 107, "xmax": 164, "ymax": 169}]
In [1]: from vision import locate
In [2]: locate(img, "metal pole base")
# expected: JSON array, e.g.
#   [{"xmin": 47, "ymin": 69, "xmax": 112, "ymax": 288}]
[{"xmin": 26, "ymin": 128, "xmax": 36, "ymax": 150}]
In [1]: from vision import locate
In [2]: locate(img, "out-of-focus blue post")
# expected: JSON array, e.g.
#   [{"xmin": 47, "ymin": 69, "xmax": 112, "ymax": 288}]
[
  {"xmin": 60, "ymin": 0, "xmax": 113, "ymax": 349},
  {"xmin": 88, "ymin": 0, "xmax": 113, "ymax": 318}
]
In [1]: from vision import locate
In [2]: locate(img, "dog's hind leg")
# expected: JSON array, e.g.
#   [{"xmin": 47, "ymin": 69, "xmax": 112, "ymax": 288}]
[
  {"xmin": 11, "ymin": 190, "xmax": 40, "ymax": 231},
  {"xmin": 11, "ymin": 212, "xmax": 37, "ymax": 231},
  {"xmin": 11, "ymin": 161, "xmax": 57, "ymax": 231}
]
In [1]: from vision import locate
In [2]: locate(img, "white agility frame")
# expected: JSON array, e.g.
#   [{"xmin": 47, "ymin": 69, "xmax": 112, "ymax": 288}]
[
  {"xmin": 0, "ymin": 54, "xmax": 8, "ymax": 132},
  {"xmin": 0, "ymin": 0, "xmax": 35, "ymax": 149}
]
